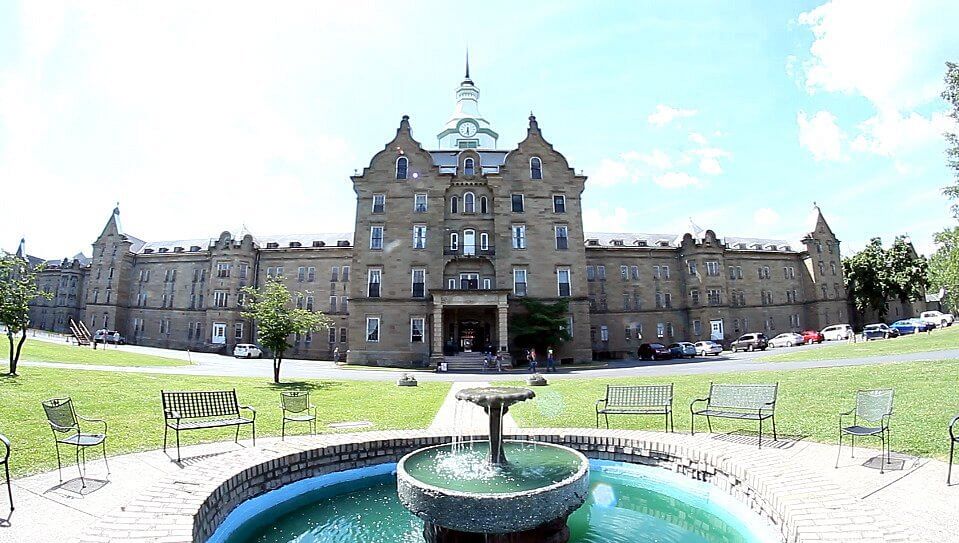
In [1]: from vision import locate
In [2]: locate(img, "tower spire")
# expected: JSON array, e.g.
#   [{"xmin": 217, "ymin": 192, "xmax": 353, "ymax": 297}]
[{"xmin": 464, "ymin": 49, "xmax": 471, "ymax": 82}]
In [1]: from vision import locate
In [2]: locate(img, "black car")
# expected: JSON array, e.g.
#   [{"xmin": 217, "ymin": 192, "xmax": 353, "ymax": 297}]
[{"xmin": 638, "ymin": 343, "xmax": 672, "ymax": 361}]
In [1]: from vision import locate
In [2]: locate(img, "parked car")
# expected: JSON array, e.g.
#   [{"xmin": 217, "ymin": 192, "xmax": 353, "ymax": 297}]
[
  {"xmin": 890, "ymin": 319, "xmax": 922, "ymax": 335},
  {"xmin": 920, "ymin": 310, "xmax": 954, "ymax": 328},
  {"xmin": 821, "ymin": 324, "xmax": 854, "ymax": 341},
  {"xmin": 729, "ymin": 333, "xmax": 768, "ymax": 352},
  {"xmin": 910, "ymin": 318, "xmax": 936, "ymax": 332},
  {"xmin": 801, "ymin": 329, "xmax": 824, "ymax": 344},
  {"xmin": 233, "ymin": 344, "xmax": 263, "ymax": 359},
  {"xmin": 769, "ymin": 332, "xmax": 804, "ymax": 348},
  {"xmin": 668, "ymin": 342, "xmax": 697, "ymax": 358},
  {"xmin": 637, "ymin": 343, "xmax": 672, "ymax": 361},
  {"xmin": 694, "ymin": 340, "xmax": 723, "ymax": 356},
  {"xmin": 93, "ymin": 329, "xmax": 126, "ymax": 344},
  {"xmin": 863, "ymin": 323, "xmax": 898, "ymax": 340}
]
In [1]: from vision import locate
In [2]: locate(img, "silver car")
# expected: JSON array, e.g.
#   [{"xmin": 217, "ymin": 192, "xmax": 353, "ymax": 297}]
[
  {"xmin": 233, "ymin": 344, "xmax": 263, "ymax": 359},
  {"xmin": 694, "ymin": 340, "xmax": 723, "ymax": 356},
  {"xmin": 769, "ymin": 332, "xmax": 804, "ymax": 348}
]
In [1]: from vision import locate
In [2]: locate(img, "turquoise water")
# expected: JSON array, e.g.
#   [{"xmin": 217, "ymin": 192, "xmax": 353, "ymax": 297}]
[
  {"xmin": 217, "ymin": 461, "xmax": 774, "ymax": 543},
  {"xmin": 401, "ymin": 441, "xmax": 583, "ymax": 493}
]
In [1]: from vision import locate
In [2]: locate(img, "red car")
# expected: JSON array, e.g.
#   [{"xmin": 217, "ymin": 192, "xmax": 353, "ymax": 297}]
[{"xmin": 801, "ymin": 330, "xmax": 824, "ymax": 344}]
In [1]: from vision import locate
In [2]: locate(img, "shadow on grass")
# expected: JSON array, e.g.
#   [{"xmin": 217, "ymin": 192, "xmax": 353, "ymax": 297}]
[{"xmin": 264, "ymin": 381, "xmax": 345, "ymax": 393}]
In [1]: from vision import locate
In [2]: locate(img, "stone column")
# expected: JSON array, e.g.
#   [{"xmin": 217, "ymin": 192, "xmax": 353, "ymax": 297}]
[
  {"xmin": 431, "ymin": 302, "xmax": 445, "ymax": 365},
  {"xmin": 497, "ymin": 299, "xmax": 509, "ymax": 352}
]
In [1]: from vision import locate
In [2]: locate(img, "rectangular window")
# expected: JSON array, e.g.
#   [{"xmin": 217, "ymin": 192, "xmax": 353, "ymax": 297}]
[
  {"xmin": 306, "ymin": 295, "xmax": 314, "ymax": 311},
  {"xmin": 706, "ymin": 261, "xmax": 720, "ymax": 276},
  {"xmin": 690, "ymin": 289, "xmax": 700, "ymax": 305},
  {"xmin": 307, "ymin": 267, "xmax": 315, "ymax": 282},
  {"xmin": 597, "ymin": 265, "xmax": 606, "ymax": 281},
  {"xmin": 624, "ymin": 327, "xmax": 631, "ymax": 341},
  {"xmin": 216, "ymin": 262, "xmax": 231, "ymax": 278},
  {"xmin": 412, "ymin": 268, "xmax": 426, "ymax": 297},
  {"xmin": 553, "ymin": 194, "xmax": 566, "ymax": 213},
  {"xmin": 372, "ymin": 193, "xmax": 385, "ymax": 213},
  {"xmin": 213, "ymin": 290, "xmax": 229, "ymax": 308},
  {"xmin": 693, "ymin": 320, "xmax": 702, "ymax": 336},
  {"xmin": 622, "ymin": 293, "xmax": 630, "ymax": 310},
  {"xmin": 663, "ymin": 292, "xmax": 672, "ymax": 308},
  {"xmin": 511, "ymin": 194, "xmax": 525, "ymax": 213},
  {"xmin": 555, "ymin": 225, "xmax": 568, "ymax": 250},
  {"xmin": 512, "ymin": 224, "xmax": 526, "ymax": 249},
  {"xmin": 653, "ymin": 265, "xmax": 660, "ymax": 279},
  {"xmin": 414, "ymin": 193, "xmax": 428, "ymax": 213},
  {"xmin": 366, "ymin": 317, "xmax": 380, "ymax": 342},
  {"xmin": 329, "ymin": 296, "xmax": 337, "ymax": 312},
  {"xmin": 266, "ymin": 267, "xmax": 274, "ymax": 279},
  {"xmin": 688, "ymin": 260, "xmax": 697, "ymax": 276},
  {"xmin": 234, "ymin": 322, "xmax": 243, "ymax": 340},
  {"xmin": 620, "ymin": 265, "xmax": 628, "ymax": 280},
  {"xmin": 557, "ymin": 268, "xmax": 571, "ymax": 297},
  {"xmin": 630, "ymin": 265, "xmax": 639, "ymax": 280},
  {"xmin": 297, "ymin": 267, "xmax": 306, "ymax": 282},
  {"xmin": 342, "ymin": 266, "xmax": 350, "ymax": 282},
  {"xmin": 513, "ymin": 268, "xmax": 528, "ymax": 296},
  {"xmin": 329, "ymin": 328, "xmax": 337, "ymax": 343},
  {"xmin": 707, "ymin": 288, "xmax": 721, "ymax": 306},
  {"xmin": 413, "ymin": 225, "xmax": 427, "ymax": 249},
  {"xmin": 586, "ymin": 266, "xmax": 595, "ymax": 281},
  {"xmin": 729, "ymin": 266, "xmax": 736, "ymax": 280},
  {"xmin": 566, "ymin": 316, "xmax": 574, "ymax": 338},
  {"xmin": 662, "ymin": 265, "xmax": 670, "ymax": 279},
  {"xmin": 657, "ymin": 322, "xmax": 665, "ymax": 338},
  {"xmin": 331, "ymin": 266, "xmax": 339, "ymax": 282},
  {"xmin": 410, "ymin": 317, "xmax": 425, "ymax": 343},
  {"xmin": 368, "ymin": 268, "xmax": 381, "ymax": 297},
  {"xmin": 370, "ymin": 226, "xmax": 384, "ymax": 250},
  {"xmin": 483, "ymin": 278, "xmax": 491, "ymax": 289},
  {"xmin": 600, "ymin": 325, "xmax": 609, "ymax": 342}
]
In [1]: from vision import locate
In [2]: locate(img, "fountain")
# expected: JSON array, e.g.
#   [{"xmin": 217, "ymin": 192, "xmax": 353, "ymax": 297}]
[{"xmin": 396, "ymin": 386, "xmax": 589, "ymax": 543}]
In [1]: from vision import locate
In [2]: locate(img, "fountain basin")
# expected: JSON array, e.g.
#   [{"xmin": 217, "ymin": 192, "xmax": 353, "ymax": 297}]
[{"xmin": 396, "ymin": 440, "xmax": 589, "ymax": 534}]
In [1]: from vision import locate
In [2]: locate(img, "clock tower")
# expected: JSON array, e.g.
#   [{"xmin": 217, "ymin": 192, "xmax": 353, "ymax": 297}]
[{"xmin": 436, "ymin": 55, "xmax": 499, "ymax": 149}]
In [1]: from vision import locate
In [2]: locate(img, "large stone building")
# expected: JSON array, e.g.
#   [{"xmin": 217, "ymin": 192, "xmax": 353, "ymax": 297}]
[{"xmin": 21, "ymin": 69, "xmax": 857, "ymax": 365}]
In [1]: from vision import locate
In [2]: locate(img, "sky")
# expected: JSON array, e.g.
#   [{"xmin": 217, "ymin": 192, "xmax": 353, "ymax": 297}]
[{"xmin": 1, "ymin": 0, "xmax": 957, "ymax": 260}]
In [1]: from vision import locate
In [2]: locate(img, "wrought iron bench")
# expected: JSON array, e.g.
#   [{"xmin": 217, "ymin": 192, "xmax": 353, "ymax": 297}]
[
  {"xmin": 690, "ymin": 383, "xmax": 778, "ymax": 448},
  {"xmin": 1, "ymin": 433, "xmax": 11, "ymax": 512},
  {"xmin": 161, "ymin": 390, "xmax": 256, "ymax": 461},
  {"xmin": 595, "ymin": 384, "xmax": 673, "ymax": 431},
  {"xmin": 949, "ymin": 413, "xmax": 959, "ymax": 484}
]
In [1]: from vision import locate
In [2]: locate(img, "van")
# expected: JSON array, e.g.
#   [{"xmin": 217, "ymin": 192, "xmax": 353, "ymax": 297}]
[{"xmin": 821, "ymin": 324, "xmax": 853, "ymax": 341}]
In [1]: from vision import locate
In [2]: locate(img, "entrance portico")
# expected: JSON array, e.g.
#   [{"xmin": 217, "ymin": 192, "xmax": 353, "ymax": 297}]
[{"xmin": 431, "ymin": 290, "xmax": 511, "ymax": 364}]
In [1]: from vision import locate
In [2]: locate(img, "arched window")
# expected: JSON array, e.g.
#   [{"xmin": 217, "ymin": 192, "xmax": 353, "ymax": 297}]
[
  {"xmin": 480, "ymin": 196, "xmax": 488, "ymax": 214},
  {"xmin": 480, "ymin": 232, "xmax": 489, "ymax": 251},
  {"xmin": 450, "ymin": 232, "xmax": 459, "ymax": 251},
  {"xmin": 464, "ymin": 192, "xmax": 475, "ymax": 213},
  {"xmin": 450, "ymin": 196, "xmax": 459, "ymax": 214},
  {"xmin": 530, "ymin": 157, "xmax": 543, "ymax": 179},
  {"xmin": 396, "ymin": 156, "xmax": 409, "ymax": 179},
  {"xmin": 464, "ymin": 158, "xmax": 475, "ymax": 176}
]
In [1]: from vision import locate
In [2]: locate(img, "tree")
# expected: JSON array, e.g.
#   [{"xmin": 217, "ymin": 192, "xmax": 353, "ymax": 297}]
[
  {"xmin": 510, "ymin": 299, "xmax": 572, "ymax": 353},
  {"xmin": 240, "ymin": 279, "xmax": 332, "ymax": 383},
  {"xmin": 843, "ymin": 236, "xmax": 929, "ymax": 322},
  {"xmin": 0, "ymin": 254, "xmax": 52, "ymax": 376},
  {"xmin": 885, "ymin": 235, "xmax": 929, "ymax": 303},
  {"xmin": 928, "ymin": 226, "xmax": 959, "ymax": 313},
  {"xmin": 942, "ymin": 62, "xmax": 959, "ymax": 217}
]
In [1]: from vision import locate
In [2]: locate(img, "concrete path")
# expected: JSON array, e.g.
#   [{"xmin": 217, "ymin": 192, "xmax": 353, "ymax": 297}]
[{"xmin": 428, "ymin": 381, "xmax": 519, "ymax": 433}]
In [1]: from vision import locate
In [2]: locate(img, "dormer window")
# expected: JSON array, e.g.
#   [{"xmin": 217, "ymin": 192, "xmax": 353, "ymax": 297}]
[
  {"xmin": 289, "ymin": 241, "xmax": 302, "ymax": 248},
  {"xmin": 587, "ymin": 239, "xmax": 599, "ymax": 246},
  {"xmin": 266, "ymin": 242, "xmax": 279, "ymax": 249},
  {"xmin": 464, "ymin": 158, "xmax": 475, "ymax": 176},
  {"xmin": 530, "ymin": 157, "xmax": 543, "ymax": 179},
  {"xmin": 658, "ymin": 240, "xmax": 670, "ymax": 247},
  {"xmin": 174, "ymin": 247, "xmax": 184, "ymax": 253},
  {"xmin": 189, "ymin": 245, "xmax": 201, "ymax": 252},
  {"xmin": 144, "ymin": 249, "xmax": 154, "ymax": 254},
  {"xmin": 396, "ymin": 156, "xmax": 409, "ymax": 179},
  {"xmin": 337, "ymin": 240, "xmax": 350, "ymax": 247},
  {"xmin": 312, "ymin": 240, "xmax": 325, "ymax": 247},
  {"xmin": 611, "ymin": 239, "xmax": 624, "ymax": 246},
  {"xmin": 158, "ymin": 248, "xmax": 169, "ymax": 253},
  {"xmin": 636, "ymin": 240, "xmax": 648, "ymax": 247}
]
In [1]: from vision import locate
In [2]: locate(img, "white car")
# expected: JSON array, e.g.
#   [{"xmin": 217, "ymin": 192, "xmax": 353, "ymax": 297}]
[
  {"xmin": 769, "ymin": 332, "xmax": 804, "ymax": 348},
  {"xmin": 694, "ymin": 340, "xmax": 723, "ymax": 356},
  {"xmin": 821, "ymin": 324, "xmax": 854, "ymax": 341},
  {"xmin": 920, "ymin": 311, "xmax": 954, "ymax": 328},
  {"xmin": 233, "ymin": 344, "xmax": 262, "ymax": 359}
]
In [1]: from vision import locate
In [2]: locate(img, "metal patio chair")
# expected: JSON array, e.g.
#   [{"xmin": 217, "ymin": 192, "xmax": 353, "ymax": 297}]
[
  {"xmin": 949, "ymin": 413, "xmax": 958, "ymax": 484},
  {"xmin": 836, "ymin": 389, "xmax": 894, "ymax": 474},
  {"xmin": 41, "ymin": 398, "xmax": 109, "ymax": 487},
  {"xmin": 1, "ymin": 434, "xmax": 11, "ymax": 511},
  {"xmin": 280, "ymin": 391, "xmax": 317, "ymax": 439}
]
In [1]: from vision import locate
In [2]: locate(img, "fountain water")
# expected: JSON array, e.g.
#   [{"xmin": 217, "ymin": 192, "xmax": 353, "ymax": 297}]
[{"xmin": 396, "ymin": 386, "xmax": 589, "ymax": 543}]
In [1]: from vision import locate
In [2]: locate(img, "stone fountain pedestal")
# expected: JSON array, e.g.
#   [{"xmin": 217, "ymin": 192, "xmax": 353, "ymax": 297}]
[{"xmin": 423, "ymin": 516, "xmax": 571, "ymax": 543}]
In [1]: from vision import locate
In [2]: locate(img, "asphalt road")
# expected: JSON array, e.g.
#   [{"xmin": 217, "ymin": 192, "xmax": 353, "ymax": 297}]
[{"xmin": 20, "ymin": 334, "xmax": 959, "ymax": 381}]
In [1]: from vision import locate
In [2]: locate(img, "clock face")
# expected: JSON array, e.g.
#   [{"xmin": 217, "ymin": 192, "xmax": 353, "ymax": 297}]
[{"xmin": 458, "ymin": 121, "xmax": 478, "ymax": 137}]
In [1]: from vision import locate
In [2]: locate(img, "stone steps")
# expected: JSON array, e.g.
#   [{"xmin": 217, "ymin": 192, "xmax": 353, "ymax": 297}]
[{"xmin": 443, "ymin": 352, "xmax": 488, "ymax": 372}]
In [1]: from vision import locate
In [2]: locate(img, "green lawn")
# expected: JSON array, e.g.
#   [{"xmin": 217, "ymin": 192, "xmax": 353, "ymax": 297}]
[
  {"xmin": 758, "ymin": 325, "xmax": 959, "ymax": 362},
  {"xmin": 4, "ymin": 338, "xmax": 190, "ymax": 367},
  {"xmin": 508, "ymin": 359, "xmax": 959, "ymax": 460},
  {"xmin": 0, "ymin": 367, "xmax": 450, "ymax": 477}
]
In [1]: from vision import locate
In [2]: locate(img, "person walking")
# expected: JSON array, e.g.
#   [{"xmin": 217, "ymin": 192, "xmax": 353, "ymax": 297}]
[
  {"xmin": 496, "ymin": 352, "xmax": 504, "ymax": 372},
  {"xmin": 546, "ymin": 346, "xmax": 556, "ymax": 373},
  {"xmin": 528, "ymin": 348, "xmax": 537, "ymax": 373}
]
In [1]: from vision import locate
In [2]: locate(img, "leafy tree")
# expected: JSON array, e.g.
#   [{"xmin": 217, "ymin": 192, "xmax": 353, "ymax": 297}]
[
  {"xmin": 0, "ymin": 254, "xmax": 52, "ymax": 376},
  {"xmin": 942, "ymin": 62, "xmax": 959, "ymax": 217},
  {"xmin": 510, "ymin": 299, "xmax": 572, "ymax": 353},
  {"xmin": 928, "ymin": 226, "xmax": 959, "ymax": 313},
  {"xmin": 240, "ymin": 279, "xmax": 331, "ymax": 383},
  {"xmin": 885, "ymin": 235, "xmax": 929, "ymax": 303},
  {"xmin": 843, "ymin": 236, "xmax": 929, "ymax": 322}
]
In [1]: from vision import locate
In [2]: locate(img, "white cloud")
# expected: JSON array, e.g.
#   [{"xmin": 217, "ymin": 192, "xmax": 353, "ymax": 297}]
[
  {"xmin": 753, "ymin": 208, "xmax": 780, "ymax": 227},
  {"xmin": 621, "ymin": 149, "xmax": 672, "ymax": 170},
  {"xmin": 797, "ymin": 110, "xmax": 845, "ymax": 161},
  {"xmin": 654, "ymin": 172, "xmax": 701, "ymax": 189},
  {"xmin": 582, "ymin": 207, "xmax": 630, "ymax": 232},
  {"xmin": 699, "ymin": 157, "xmax": 723, "ymax": 175},
  {"xmin": 851, "ymin": 110, "xmax": 954, "ymax": 156},
  {"xmin": 688, "ymin": 132, "xmax": 708, "ymax": 145},
  {"xmin": 686, "ymin": 146, "xmax": 731, "ymax": 175},
  {"xmin": 647, "ymin": 104, "xmax": 697, "ymax": 127},
  {"xmin": 589, "ymin": 158, "xmax": 635, "ymax": 187}
]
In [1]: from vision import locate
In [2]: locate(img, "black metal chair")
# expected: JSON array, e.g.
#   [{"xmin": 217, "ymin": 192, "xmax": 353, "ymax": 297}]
[
  {"xmin": 0, "ymin": 434, "xmax": 11, "ymax": 511},
  {"xmin": 836, "ymin": 389, "xmax": 894, "ymax": 474},
  {"xmin": 949, "ymin": 414, "xmax": 958, "ymax": 484},
  {"xmin": 41, "ymin": 398, "xmax": 109, "ymax": 487},
  {"xmin": 280, "ymin": 391, "xmax": 317, "ymax": 439}
]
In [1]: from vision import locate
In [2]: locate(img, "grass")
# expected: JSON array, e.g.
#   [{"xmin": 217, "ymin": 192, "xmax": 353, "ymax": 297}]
[
  {"xmin": 758, "ymin": 325, "xmax": 959, "ymax": 362},
  {"xmin": 0, "ymin": 367, "xmax": 450, "ymax": 477},
  {"xmin": 508, "ymin": 359, "xmax": 959, "ymax": 460},
  {"xmin": 3, "ymin": 338, "xmax": 190, "ymax": 367}
]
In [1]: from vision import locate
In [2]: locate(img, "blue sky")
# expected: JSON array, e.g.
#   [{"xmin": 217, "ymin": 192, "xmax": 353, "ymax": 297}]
[{"xmin": 1, "ymin": 1, "xmax": 957, "ymax": 259}]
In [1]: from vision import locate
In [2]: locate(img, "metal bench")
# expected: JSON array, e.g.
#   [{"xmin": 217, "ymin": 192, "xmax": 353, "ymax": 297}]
[
  {"xmin": 690, "ymin": 383, "xmax": 778, "ymax": 448},
  {"xmin": 595, "ymin": 384, "xmax": 673, "ymax": 432},
  {"xmin": 948, "ymin": 413, "xmax": 958, "ymax": 484},
  {"xmin": 161, "ymin": 390, "xmax": 256, "ymax": 461}
]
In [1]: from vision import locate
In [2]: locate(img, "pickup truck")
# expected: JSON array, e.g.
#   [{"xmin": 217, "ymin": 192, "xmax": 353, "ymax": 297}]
[{"xmin": 919, "ymin": 311, "xmax": 954, "ymax": 328}]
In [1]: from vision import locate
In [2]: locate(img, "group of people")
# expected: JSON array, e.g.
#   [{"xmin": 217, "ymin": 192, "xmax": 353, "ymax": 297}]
[
  {"xmin": 483, "ymin": 348, "xmax": 505, "ymax": 372},
  {"xmin": 526, "ymin": 346, "xmax": 557, "ymax": 373}
]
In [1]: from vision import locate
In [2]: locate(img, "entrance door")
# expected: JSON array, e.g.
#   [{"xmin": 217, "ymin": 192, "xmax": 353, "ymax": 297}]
[
  {"xmin": 463, "ymin": 229, "xmax": 476, "ymax": 256},
  {"xmin": 212, "ymin": 322, "xmax": 227, "ymax": 344},
  {"xmin": 710, "ymin": 319, "xmax": 724, "ymax": 341}
]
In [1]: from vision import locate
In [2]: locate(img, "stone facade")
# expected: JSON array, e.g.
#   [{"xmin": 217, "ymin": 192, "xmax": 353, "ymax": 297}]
[{"xmin": 23, "ymin": 73, "xmax": 852, "ymax": 364}]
